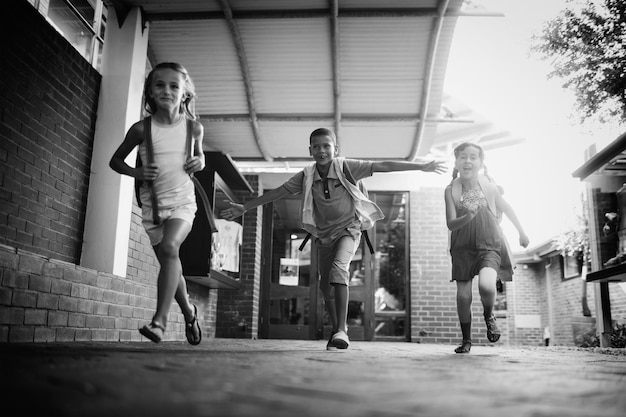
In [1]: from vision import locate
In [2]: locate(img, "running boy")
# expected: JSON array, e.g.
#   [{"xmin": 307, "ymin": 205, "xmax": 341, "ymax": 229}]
[{"xmin": 221, "ymin": 128, "xmax": 446, "ymax": 350}]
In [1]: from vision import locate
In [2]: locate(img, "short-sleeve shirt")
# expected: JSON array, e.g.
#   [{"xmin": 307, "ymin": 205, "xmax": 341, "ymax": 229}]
[{"xmin": 282, "ymin": 159, "xmax": 374, "ymax": 243}]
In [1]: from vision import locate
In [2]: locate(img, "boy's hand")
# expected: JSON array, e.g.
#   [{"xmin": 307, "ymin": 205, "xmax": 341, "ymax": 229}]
[
  {"xmin": 221, "ymin": 202, "xmax": 245, "ymax": 220},
  {"xmin": 422, "ymin": 161, "xmax": 447, "ymax": 174},
  {"xmin": 185, "ymin": 156, "xmax": 205, "ymax": 174},
  {"xmin": 136, "ymin": 163, "xmax": 159, "ymax": 181}
]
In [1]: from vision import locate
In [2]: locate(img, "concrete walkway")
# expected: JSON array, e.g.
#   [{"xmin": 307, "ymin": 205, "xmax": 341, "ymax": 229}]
[{"xmin": 2, "ymin": 339, "xmax": 625, "ymax": 417}]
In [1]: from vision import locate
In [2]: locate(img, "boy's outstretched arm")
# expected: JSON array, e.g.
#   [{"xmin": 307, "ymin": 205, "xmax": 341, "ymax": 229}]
[
  {"xmin": 221, "ymin": 186, "xmax": 292, "ymax": 220},
  {"xmin": 371, "ymin": 160, "xmax": 446, "ymax": 174}
]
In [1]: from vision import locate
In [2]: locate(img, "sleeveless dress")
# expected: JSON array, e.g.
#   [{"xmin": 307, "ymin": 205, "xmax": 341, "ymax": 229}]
[{"xmin": 450, "ymin": 187, "xmax": 513, "ymax": 282}]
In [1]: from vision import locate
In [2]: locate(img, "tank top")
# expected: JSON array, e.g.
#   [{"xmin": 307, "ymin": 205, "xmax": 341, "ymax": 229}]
[{"xmin": 138, "ymin": 117, "xmax": 195, "ymax": 209}]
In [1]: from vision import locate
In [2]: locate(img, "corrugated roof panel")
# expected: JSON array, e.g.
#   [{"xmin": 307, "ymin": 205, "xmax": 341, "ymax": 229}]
[
  {"xmin": 339, "ymin": 17, "xmax": 432, "ymax": 115},
  {"xmin": 340, "ymin": 17, "xmax": 432, "ymax": 79},
  {"xmin": 342, "ymin": 80, "xmax": 422, "ymax": 114},
  {"xmin": 339, "ymin": 125, "xmax": 417, "ymax": 159},
  {"xmin": 253, "ymin": 81, "xmax": 333, "ymax": 114},
  {"xmin": 238, "ymin": 18, "xmax": 333, "ymax": 114},
  {"xmin": 148, "ymin": 20, "xmax": 249, "ymax": 114},
  {"xmin": 125, "ymin": 0, "xmax": 222, "ymax": 13},
  {"xmin": 340, "ymin": 0, "xmax": 440, "ymax": 8},
  {"xmin": 203, "ymin": 121, "xmax": 261, "ymax": 158},
  {"xmin": 194, "ymin": 81, "xmax": 249, "ymax": 115},
  {"xmin": 260, "ymin": 123, "xmax": 327, "ymax": 159},
  {"xmin": 230, "ymin": 0, "xmax": 328, "ymax": 11},
  {"xmin": 239, "ymin": 19, "xmax": 331, "ymax": 80}
]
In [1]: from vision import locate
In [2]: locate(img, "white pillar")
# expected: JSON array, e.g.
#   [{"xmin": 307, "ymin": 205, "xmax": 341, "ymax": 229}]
[{"xmin": 81, "ymin": 7, "xmax": 148, "ymax": 276}]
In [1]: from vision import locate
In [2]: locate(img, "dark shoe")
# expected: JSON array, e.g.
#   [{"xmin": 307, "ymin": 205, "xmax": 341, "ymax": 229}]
[
  {"xmin": 455, "ymin": 340, "xmax": 472, "ymax": 354},
  {"xmin": 185, "ymin": 304, "xmax": 202, "ymax": 346},
  {"xmin": 485, "ymin": 314, "xmax": 501, "ymax": 343},
  {"xmin": 139, "ymin": 321, "xmax": 165, "ymax": 343}
]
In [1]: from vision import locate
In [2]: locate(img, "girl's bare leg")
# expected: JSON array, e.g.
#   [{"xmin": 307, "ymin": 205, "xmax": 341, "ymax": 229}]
[
  {"xmin": 152, "ymin": 219, "xmax": 192, "ymax": 327},
  {"xmin": 478, "ymin": 267, "xmax": 497, "ymax": 311},
  {"xmin": 478, "ymin": 267, "xmax": 500, "ymax": 342}
]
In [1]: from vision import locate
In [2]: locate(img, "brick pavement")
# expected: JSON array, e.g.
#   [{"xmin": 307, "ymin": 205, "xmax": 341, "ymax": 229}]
[{"xmin": 2, "ymin": 339, "xmax": 625, "ymax": 417}]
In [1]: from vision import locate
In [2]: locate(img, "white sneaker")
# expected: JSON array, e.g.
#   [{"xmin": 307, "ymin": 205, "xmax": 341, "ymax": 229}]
[{"xmin": 330, "ymin": 330, "xmax": 349, "ymax": 349}]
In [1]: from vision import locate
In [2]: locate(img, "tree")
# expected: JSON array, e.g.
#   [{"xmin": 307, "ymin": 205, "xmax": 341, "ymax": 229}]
[{"xmin": 531, "ymin": 0, "xmax": 626, "ymax": 123}]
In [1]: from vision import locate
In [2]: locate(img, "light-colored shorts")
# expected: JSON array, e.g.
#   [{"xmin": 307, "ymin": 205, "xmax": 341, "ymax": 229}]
[
  {"xmin": 141, "ymin": 202, "xmax": 197, "ymax": 246},
  {"xmin": 317, "ymin": 231, "xmax": 361, "ymax": 289}
]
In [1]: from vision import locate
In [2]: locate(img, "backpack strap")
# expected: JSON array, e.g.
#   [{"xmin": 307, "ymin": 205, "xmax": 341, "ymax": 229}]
[
  {"xmin": 185, "ymin": 119, "xmax": 218, "ymax": 234},
  {"xmin": 298, "ymin": 233, "xmax": 311, "ymax": 251},
  {"xmin": 143, "ymin": 117, "xmax": 161, "ymax": 225},
  {"xmin": 298, "ymin": 161, "xmax": 376, "ymax": 254}
]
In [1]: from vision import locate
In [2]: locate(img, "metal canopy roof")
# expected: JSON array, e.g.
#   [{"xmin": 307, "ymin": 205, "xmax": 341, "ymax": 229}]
[
  {"xmin": 572, "ymin": 131, "xmax": 626, "ymax": 180},
  {"xmin": 110, "ymin": 0, "xmax": 518, "ymax": 172}
]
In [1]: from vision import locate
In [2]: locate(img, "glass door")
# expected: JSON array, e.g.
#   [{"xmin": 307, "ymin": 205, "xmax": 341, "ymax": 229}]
[
  {"xmin": 260, "ymin": 196, "xmax": 319, "ymax": 340},
  {"xmin": 259, "ymin": 191, "xmax": 410, "ymax": 342},
  {"xmin": 321, "ymin": 191, "xmax": 410, "ymax": 342},
  {"xmin": 372, "ymin": 192, "xmax": 409, "ymax": 341}
]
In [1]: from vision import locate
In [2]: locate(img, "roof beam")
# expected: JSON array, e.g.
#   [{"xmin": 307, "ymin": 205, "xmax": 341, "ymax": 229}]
[
  {"xmin": 146, "ymin": 8, "xmax": 501, "ymax": 21},
  {"xmin": 408, "ymin": 0, "xmax": 450, "ymax": 161},
  {"xmin": 198, "ymin": 114, "xmax": 473, "ymax": 124},
  {"xmin": 330, "ymin": 0, "xmax": 342, "ymax": 144},
  {"xmin": 218, "ymin": 0, "xmax": 273, "ymax": 162}
]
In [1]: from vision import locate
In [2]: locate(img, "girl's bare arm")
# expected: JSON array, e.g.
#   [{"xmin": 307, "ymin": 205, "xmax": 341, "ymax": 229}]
[
  {"xmin": 496, "ymin": 193, "xmax": 529, "ymax": 247},
  {"xmin": 445, "ymin": 186, "xmax": 476, "ymax": 232}
]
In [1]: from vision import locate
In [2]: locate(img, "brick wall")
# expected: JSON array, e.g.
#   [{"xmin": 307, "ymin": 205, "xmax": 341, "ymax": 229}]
[
  {"xmin": 0, "ymin": 1, "xmax": 218, "ymax": 343},
  {"xmin": 609, "ymin": 283, "xmax": 626, "ymax": 324},
  {"xmin": 216, "ymin": 175, "xmax": 262, "ymax": 338},
  {"xmin": 0, "ymin": 0, "xmax": 100, "ymax": 263},
  {"xmin": 0, "ymin": 243, "xmax": 195, "ymax": 342},
  {"xmin": 507, "ymin": 263, "xmax": 545, "ymax": 346}
]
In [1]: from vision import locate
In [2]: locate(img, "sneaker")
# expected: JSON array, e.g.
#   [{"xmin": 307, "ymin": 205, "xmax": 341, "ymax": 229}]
[
  {"xmin": 329, "ymin": 330, "xmax": 350, "ymax": 350},
  {"xmin": 485, "ymin": 314, "xmax": 501, "ymax": 343},
  {"xmin": 326, "ymin": 331, "xmax": 338, "ymax": 351}
]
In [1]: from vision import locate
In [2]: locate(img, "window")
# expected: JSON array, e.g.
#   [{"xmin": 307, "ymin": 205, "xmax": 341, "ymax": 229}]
[
  {"xmin": 562, "ymin": 251, "xmax": 583, "ymax": 279},
  {"xmin": 33, "ymin": 0, "xmax": 107, "ymax": 71}
]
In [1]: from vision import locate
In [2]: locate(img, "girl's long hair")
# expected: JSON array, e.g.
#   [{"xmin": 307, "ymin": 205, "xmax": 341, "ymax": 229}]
[{"xmin": 143, "ymin": 62, "xmax": 197, "ymax": 119}]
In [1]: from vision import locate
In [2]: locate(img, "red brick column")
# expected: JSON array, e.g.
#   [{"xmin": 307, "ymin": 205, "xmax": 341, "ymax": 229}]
[{"xmin": 215, "ymin": 175, "xmax": 262, "ymax": 338}]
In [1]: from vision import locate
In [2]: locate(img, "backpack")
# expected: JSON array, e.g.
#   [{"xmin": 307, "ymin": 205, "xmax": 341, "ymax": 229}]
[
  {"xmin": 298, "ymin": 160, "xmax": 375, "ymax": 254},
  {"xmin": 134, "ymin": 116, "xmax": 218, "ymax": 233}
]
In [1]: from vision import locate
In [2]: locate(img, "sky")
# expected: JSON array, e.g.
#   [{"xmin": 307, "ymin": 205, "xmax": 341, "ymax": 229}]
[{"xmin": 442, "ymin": 0, "xmax": 625, "ymax": 250}]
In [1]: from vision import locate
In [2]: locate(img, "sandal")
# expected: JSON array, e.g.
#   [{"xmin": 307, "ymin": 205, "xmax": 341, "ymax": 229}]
[
  {"xmin": 185, "ymin": 304, "xmax": 202, "ymax": 346},
  {"xmin": 455, "ymin": 340, "xmax": 472, "ymax": 354},
  {"xmin": 485, "ymin": 314, "xmax": 501, "ymax": 343},
  {"xmin": 139, "ymin": 320, "xmax": 165, "ymax": 343}
]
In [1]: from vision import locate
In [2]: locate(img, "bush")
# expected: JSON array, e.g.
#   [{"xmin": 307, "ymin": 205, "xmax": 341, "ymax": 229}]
[{"xmin": 611, "ymin": 323, "xmax": 626, "ymax": 348}]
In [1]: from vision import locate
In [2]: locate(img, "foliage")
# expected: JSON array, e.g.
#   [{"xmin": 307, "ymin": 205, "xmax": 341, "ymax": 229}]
[
  {"xmin": 574, "ymin": 325, "xmax": 601, "ymax": 347},
  {"xmin": 554, "ymin": 207, "xmax": 591, "ymax": 267},
  {"xmin": 531, "ymin": 0, "xmax": 626, "ymax": 123},
  {"xmin": 611, "ymin": 322, "xmax": 626, "ymax": 348}
]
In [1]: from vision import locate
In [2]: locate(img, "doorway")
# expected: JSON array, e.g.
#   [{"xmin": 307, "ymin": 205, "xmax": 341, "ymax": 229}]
[{"xmin": 259, "ymin": 191, "xmax": 410, "ymax": 341}]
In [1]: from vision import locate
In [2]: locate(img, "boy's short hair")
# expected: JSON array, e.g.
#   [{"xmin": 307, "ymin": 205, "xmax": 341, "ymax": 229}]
[{"xmin": 310, "ymin": 128, "xmax": 336, "ymax": 144}]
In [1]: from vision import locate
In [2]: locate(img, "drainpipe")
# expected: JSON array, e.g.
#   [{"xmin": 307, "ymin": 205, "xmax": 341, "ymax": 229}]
[{"xmin": 545, "ymin": 260, "xmax": 555, "ymax": 345}]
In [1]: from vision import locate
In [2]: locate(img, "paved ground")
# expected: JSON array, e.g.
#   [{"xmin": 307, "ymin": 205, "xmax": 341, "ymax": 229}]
[{"xmin": 2, "ymin": 339, "xmax": 625, "ymax": 417}]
